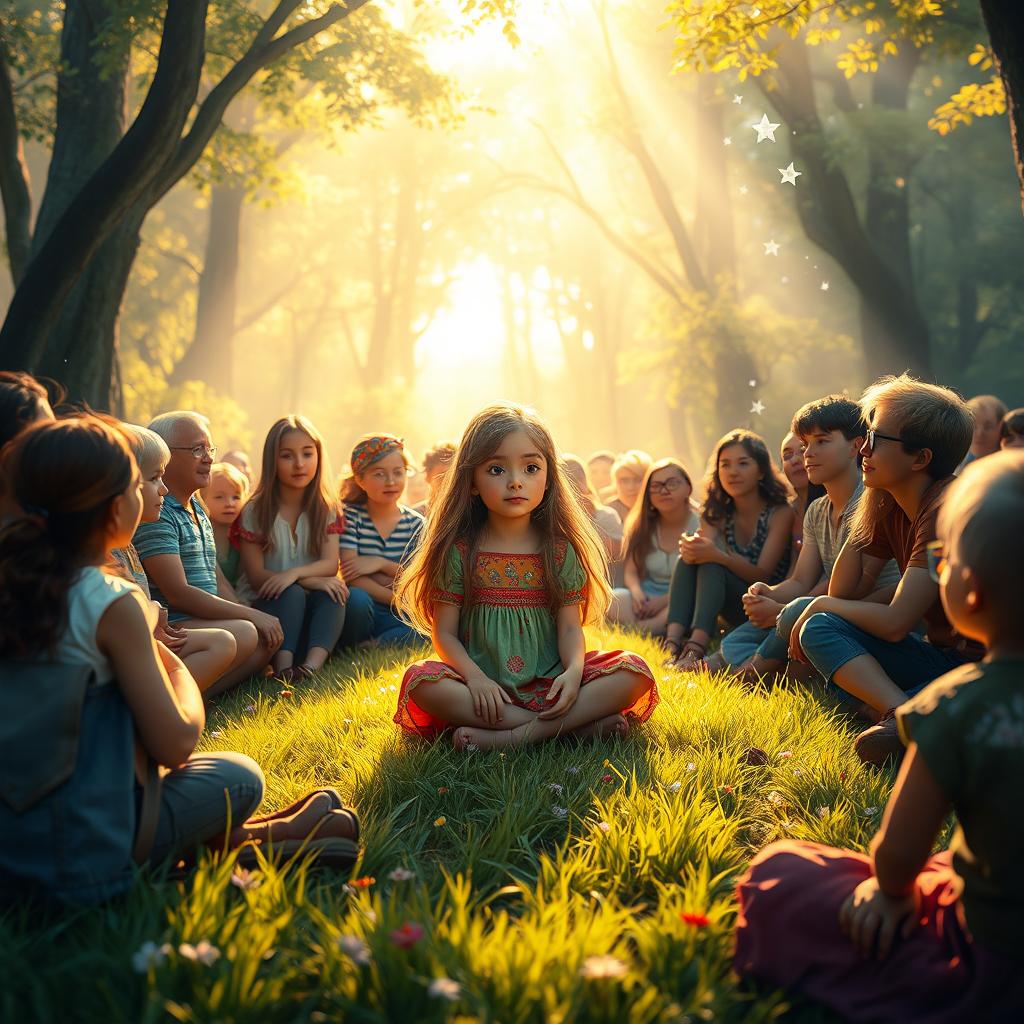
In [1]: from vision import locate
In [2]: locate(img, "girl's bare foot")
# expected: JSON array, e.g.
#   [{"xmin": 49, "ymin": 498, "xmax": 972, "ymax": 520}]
[
  {"xmin": 453, "ymin": 725, "xmax": 520, "ymax": 751},
  {"xmin": 570, "ymin": 713, "xmax": 628, "ymax": 740}
]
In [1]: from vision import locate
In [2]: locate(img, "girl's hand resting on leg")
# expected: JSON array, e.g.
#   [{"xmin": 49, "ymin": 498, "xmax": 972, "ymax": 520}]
[
  {"xmin": 839, "ymin": 876, "xmax": 919, "ymax": 960},
  {"xmin": 302, "ymin": 576, "xmax": 349, "ymax": 604},
  {"xmin": 259, "ymin": 569, "xmax": 300, "ymax": 600},
  {"xmin": 465, "ymin": 674, "xmax": 512, "ymax": 725},
  {"xmin": 538, "ymin": 670, "xmax": 582, "ymax": 719}
]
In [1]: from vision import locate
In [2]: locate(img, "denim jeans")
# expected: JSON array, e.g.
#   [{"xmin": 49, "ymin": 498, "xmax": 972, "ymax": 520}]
[
  {"xmin": 798, "ymin": 612, "xmax": 969, "ymax": 696},
  {"xmin": 335, "ymin": 586, "xmax": 425, "ymax": 648},
  {"xmin": 667, "ymin": 560, "xmax": 747, "ymax": 637},
  {"xmin": 720, "ymin": 620, "xmax": 771, "ymax": 667},
  {"xmin": 255, "ymin": 583, "xmax": 346, "ymax": 660},
  {"xmin": 147, "ymin": 752, "xmax": 265, "ymax": 866}
]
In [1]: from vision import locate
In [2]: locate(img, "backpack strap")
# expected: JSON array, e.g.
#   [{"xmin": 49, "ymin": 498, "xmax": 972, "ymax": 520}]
[{"xmin": 131, "ymin": 757, "xmax": 162, "ymax": 865}]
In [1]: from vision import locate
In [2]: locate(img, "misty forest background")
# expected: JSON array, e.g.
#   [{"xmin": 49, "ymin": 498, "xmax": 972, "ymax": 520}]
[{"xmin": 1, "ymin": 0, "xmax": 1023, "ymax": 475}]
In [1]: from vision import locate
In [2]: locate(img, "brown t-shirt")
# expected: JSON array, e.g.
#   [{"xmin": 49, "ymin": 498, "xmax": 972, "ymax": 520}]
[{"xmin": 863, "ymin": 477, "xmax": 980, "ymax": 655}]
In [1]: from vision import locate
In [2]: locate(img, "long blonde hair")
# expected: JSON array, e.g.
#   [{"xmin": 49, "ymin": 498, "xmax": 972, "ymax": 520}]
[
  {"xmin": 394, "ymin": 403, "xmax": 612, "ymax": 633},
  {"xmin": 247, "ymin": 415, "xmax": 336, "ymax": 557}
]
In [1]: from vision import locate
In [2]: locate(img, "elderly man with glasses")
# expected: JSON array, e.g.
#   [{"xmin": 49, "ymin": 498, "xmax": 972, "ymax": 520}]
[{"xmin": 134, "ymin": 411, "xmax": 283, "ymax": 697}]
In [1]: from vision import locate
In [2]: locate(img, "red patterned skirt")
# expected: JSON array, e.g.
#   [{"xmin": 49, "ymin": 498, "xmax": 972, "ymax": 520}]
[
  {"xmin": 393, "ymin": 649, "xmax": 657, "ymax": 737},
  {"xmin": 734, "ymin": 840, "xmax": 1024, "ymax": 1023}
]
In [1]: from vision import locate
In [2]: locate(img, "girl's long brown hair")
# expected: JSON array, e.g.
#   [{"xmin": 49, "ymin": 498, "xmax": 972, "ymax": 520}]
[
  {"xmin": 702, "ymin": 430, "xmax": 791, "ymax": 527},
  {"xmin": 247, "ymin": 415, "xmax": 336, "ymax": 558},
  {"xmin": 0, "ymin": 416, "xmax": 135, "ymax": 657},
  {"xmin": 622, "ymin": 458, "xmax": 694, "ymax": 574},
  {"xmin": 394, "ymin": 403, "xmax": 612, "ymax": 633}
]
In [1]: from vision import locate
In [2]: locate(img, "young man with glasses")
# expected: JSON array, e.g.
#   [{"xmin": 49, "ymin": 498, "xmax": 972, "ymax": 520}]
[
  {"xmin": 135, "ymin": 411, "xmax": 283, "ymax": 696},
  {"xmin": 787, "ymin": 375, "xmax": 984, "ymax": 765}
]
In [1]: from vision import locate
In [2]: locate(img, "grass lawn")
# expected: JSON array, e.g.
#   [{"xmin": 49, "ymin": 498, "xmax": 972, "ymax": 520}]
[{"xmin": 0, "ymin": 627, "xmax": 906, "ymax": 1023}]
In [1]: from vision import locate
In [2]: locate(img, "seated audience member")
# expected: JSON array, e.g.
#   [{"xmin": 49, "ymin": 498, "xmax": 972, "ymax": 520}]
[
  {"xmin": 790, "ymin": 375, "xmax": 983, "ymax": 764},
  {"xmin": 999, "ymin": 407, "xmax": 1024, "ymax": 450},
  {"xmin": 0, "ymin": 371, "xmax": 55, "ymax": 522},
  {"xmin": 412, "ymin": 441, "xmax": 456, "ymax": 516},
  {"xmin": 733, "ymin": 450, "xmax": 1024, "ymax": 1023},
  {"xmin": 563, "ymin": 453, "xmax": 624, "ymax": 560},
  {"xmin": 338, "ymin": 434, "xmax": 425, "ymax": 647},
  {"xmin": 236, "ymin": 416, "xmax": 348, "ymax": 683},
  {"xmin": 134, "ymin": 411, "xmax": 283, "ymax": 697},
  {"xmin": 113, "ymin": 425, "xmax": 236, "ymax": 692},
  {"xmin": 664, "ymin": 431, "xmax": 793, "ymax": 668},
  {"xmin": 718, "ymin": 396, "xmax": 899, "ymax": 679},
  {"xmin": 780, "ymin": 429, "xmax": 825, "ymax": 551},
  {"xmin": 958, "ymin": 394, "xmax": 1006, "ymax": 471},
  {"xmin": 607, "ymin": 449, "xmax": 651, "ymax": 523},
  {"xmin": 609, "ymin": 459, "xmax": 698, "ymax": 636},
  {"xmin": 201, "ymin": 461, "xmax": 250, "ymax": 591},
  {"xmin": 587, "ymin": 449, "xmax": 617, "ymax": 502},
  {"xmin": 221, "ymin": 448, "xmax": 255, "ymax": 489},
  {"xmin": 0, "ymin": 417, "xmax": 359, "ymax": 906}
]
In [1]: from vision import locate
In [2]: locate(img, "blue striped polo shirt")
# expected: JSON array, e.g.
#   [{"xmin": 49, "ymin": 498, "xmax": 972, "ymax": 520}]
[
  {"xmin": 339, "ymin": 503, "xmax": 424, "ymax": 564},
  {"xmin": 133, "ymin": 493, "xmax": 219, "ymax": 622}
]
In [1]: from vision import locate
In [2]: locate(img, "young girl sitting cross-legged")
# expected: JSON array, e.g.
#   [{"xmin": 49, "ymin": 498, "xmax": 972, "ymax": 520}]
[{"xmin": 392, "ymin": 402, "xmax": 657, "ymax": 751}]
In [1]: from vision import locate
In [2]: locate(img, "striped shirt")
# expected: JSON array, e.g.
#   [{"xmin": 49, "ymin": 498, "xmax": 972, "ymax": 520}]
[
  {"xmin": 339, "ymin": 503, "xmax": 424, "ymax": 564},
  {"xmin": 133, "ymin": 493, "xmax": 219, "ymax": 622}
]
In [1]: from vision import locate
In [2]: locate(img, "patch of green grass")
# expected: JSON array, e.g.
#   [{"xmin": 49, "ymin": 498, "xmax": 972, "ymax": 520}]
[{"xmin": 1, "ymin": 628, "xmax": 896, "ymax": 1022}]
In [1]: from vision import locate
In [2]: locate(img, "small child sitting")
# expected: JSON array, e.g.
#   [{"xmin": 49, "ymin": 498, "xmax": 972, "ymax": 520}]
[
  {"xmin": 733, "ymin": 450, "xmax": 1024, "ymax": 1021},
  {"xmin": 201, "ymin": 461, "xmax": 250, "ymax": 592}
]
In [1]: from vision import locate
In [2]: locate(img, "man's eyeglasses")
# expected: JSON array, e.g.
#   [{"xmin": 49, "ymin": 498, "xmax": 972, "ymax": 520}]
[
  {"xmin": 649, "ymin": 478, "xmax": 687, "ymax": 495},
  {"xmin": 864, "ymin": 429, "xmax": 916, "ymax": 455},
  {"xmin": 170, "ymin": 444, "xmax": 217, "ymax": 459},
  {"xmin": 926, "ymin": 540, "xmax": 947, "ymax": 583}
]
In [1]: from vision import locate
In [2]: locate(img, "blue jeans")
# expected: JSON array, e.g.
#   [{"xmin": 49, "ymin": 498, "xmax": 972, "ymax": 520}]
[
  {"xmin": 798, "ymin": 612, "xmax": 969, "ymax": 697},
  {"xmin": 147, "ymin": 752, "xmax": 265, "ymax": 866},
  {"xmin": 720, "ymin": 621, "xmax": 771, "ymax": 667},
  {"xmin": 335, "ymin": 587, "xmax": 424, "ymax": 648},
  {"xmin": 255, "ymin": 583, "xmax": 346, "ymax": 660}
]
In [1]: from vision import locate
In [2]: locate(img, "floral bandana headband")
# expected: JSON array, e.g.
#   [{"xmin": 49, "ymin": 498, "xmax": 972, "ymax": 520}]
[{"xmin": 351, "ymin": 435, "xmax": 404, "ymax": 475}]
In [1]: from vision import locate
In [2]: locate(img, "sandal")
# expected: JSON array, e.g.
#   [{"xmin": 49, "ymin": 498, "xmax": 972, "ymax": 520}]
[
  {"xmin": 674, "ymin": 640, "xmax": 706, "ymax": 669},
  {"xmin": 661, "ymin": 637, "xmax": 683, "ymax": 666}
]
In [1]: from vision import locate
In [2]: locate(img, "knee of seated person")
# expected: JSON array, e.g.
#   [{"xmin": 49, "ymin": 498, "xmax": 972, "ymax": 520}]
[
  {"xmin": 211, "ymin": 627, "xmax": 237, "ymax": 660},
  {"xmin": 235, "ymin": 618, "xmax": 260, "ymax": 655},
  {"xmin": 347, "ymin": 587, "xmax": 375, "ymax": 624},
  {"xmin": 217, "ymin": 751, "xmax": 266, "ymax": 819},
  {"xmin": 776, "ymin": 597, "xmax": 813, "ymax": 640},
  {"xmin": 797, "ymin": 611, "xmax": 840, "ymax": 654}
]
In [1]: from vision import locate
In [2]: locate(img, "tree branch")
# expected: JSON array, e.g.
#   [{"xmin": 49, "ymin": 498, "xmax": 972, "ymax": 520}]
[{"xmin": 0, "ymin": 37, "xmax": 33, "ymax": 284}]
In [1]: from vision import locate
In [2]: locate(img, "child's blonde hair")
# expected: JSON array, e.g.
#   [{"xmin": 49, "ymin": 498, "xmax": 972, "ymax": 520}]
[
  {"xmin": 121, "ymin": 423, "xmax": 170, "ymax": 475},
  {"xmin": 939, "ymin": 450, "xmax": 1024, "ymax": 609},
  {"xmin": 394, "ymin": 403, "xmax": 613, "ymax": 634},
  {"xmin": 851, "ymin": 374, "xmax": 973, "ymax": 548},
  {"xmin": 611, "ymin": 449, "xmax": 652, "ymax": 481},
  {"xmin": 206, "ymin": 461, "xmax": 249, "ymax": 499}
]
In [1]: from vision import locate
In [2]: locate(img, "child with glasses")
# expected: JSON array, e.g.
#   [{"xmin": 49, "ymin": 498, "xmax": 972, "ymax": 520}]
[
  {"xmin": 338, "ymin": 434, "xmax": 426, "ymax": 646},
  {"xmin": 733, "ymin": 450, "xmax": 1024, "ymax": 1022},
  {"xmin": 608, "ymin": 459, "xmax": 699, "ymax": 636},
  {"xmin": 788, "ymin": 375, "xmax": 984, "ymax": 764}
]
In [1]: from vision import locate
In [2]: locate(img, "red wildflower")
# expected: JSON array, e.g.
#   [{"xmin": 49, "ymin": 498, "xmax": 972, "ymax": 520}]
[
  {"xmin": 390, "ymin": 922, "xmax": 425, "ymax": 948},
  {"xmin": 680, "ymin": 912, "xmax": 711, "ymax": 928},
  {"xmin": 349, "ymin": 876, "xmax": 375, "ymax": 889},
  {"xmin": 602, "ymin": 774, "xmax": 613, "ymax": 783}
]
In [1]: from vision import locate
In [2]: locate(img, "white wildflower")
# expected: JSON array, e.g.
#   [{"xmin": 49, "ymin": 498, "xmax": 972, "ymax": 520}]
[
  {"xmin": 580, "ymin": 954, "xmax": 628, "ymax": 979},
  {"xmin": 428, "ymin": 977, "xmax": 461, "ymax": 1001},
  {"xmin": 337, "ymin": 934, "xmax": 371, "ymax": 965},
  {"xmin": 131, "ymin": 940, "xmax": 171, "ymax": 973},
  {"xmin": 178, "ymin": 940, "xmax": 221, "ymax": 966}
]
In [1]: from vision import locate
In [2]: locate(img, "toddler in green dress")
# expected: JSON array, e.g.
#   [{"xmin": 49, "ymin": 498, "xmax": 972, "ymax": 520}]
[{"xmin": 394, "ymin": 402, "xmax": 657, "ymax": 750}]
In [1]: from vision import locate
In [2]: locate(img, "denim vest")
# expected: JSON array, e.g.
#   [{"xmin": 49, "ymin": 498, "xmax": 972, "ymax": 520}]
[{"xmin": 0, "ymin": 661, "xmax": 137, "ymax": 905}]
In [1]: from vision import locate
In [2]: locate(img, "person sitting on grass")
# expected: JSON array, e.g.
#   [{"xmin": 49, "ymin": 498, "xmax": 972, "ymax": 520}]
[
  {"xmin": 609, "ymin": 458, "xmax": 699, "ymax": 637},
  {"xmin": 562, "ymin": 452, "xmax": 624, "ymax": 562},
  {"xmin": 200, "ymin": 461, "xmax": 250, "ymax": 593},
  {"xmin": 0, "ymin": 370, "xmax": 54, "ymax": 523},
  {"xmin": 587, "ymin": 449, "xmax": 617, "ymax": 503},
  {"xmin": 134, "ymin": 411, "xmax": 283, "ymax": 698},
  {"xmin": 338, "ymin": 434, "xmax": 425, "ymax": 647},
  {"xmin": 412, "ymin": 441, "xmax": 456, "ymax": 516},
  {"xmin": 733, "ymin": 449, "xmax": 1024, "ymax": 1022},
  {"xmin": 999, "ymin": 406, "xmax": 1024, "ymax": 450},
  {"xmin": 663, "ymin": 430, "xmax": 793, "ymax": 669},
  {"xmin": 112, "ymin": 424, "xmax": 237, "ymax": 693},
  {"xmin": 717, "ymin": 396, "xmax": 900, "ymax": 681},
  {"xmin": 789, "ymin": 375, "xmax": 984, "ymax": 765},
  {"xmin": 607, "ymin": 449, "xmax": 651, "ymax": 524},
  {"xmin": 392, "ymin": 402, "xmax": 657, "ymax": 750},
  {"xmin": 235, "ymin": 416, "xmax": 348, "ymax": 684},
  {"xmin": 958, "ymin": 394, "xmax": 1006, "ymax": 472},
  {"xmin": 0, "ymin": 417, "xmax": 358, "ymax": 905}
]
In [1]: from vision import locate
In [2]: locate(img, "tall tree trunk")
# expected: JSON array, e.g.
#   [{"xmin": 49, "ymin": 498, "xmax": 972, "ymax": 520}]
[
  {"xmin": 979, "ymin": 0, "xmax": 1024, "ymax": 213},
  {"xmin": 171, "ymin": 183, "xmax": 245, "ymax": 390},
  {"xmin": 0, "ymin": 38, "xmax": 32, "ymax": 284},
  {"xmin": 767, "ymin": 38, "xmax": 932, "ymax": 378}
]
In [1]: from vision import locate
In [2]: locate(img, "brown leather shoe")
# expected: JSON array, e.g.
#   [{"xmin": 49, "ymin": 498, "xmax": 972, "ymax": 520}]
[{"xmin": 854, "ymin": 708, "xmax": 905, "ymax": 766}]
